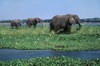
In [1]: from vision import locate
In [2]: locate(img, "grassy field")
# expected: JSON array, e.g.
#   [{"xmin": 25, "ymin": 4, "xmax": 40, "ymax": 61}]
[{"xmin": 0, "ymin": 25, "xmax": 100, "ymax": 51}]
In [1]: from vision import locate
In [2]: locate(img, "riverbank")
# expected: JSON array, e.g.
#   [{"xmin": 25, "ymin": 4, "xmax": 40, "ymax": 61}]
[
  {"xmin": 0, "ymin": 22, "xmax": 100, "ymax": 24},
  {"xmin": 0, "ymin": 22, "xmax": 49, "ymax": 24}
]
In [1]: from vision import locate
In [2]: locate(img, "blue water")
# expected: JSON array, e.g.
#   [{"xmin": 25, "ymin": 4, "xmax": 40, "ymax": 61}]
[
  {"xmin": 0, "ymin": 49, "xmax": 100, "ymax": 61},
  {"xmin": 0, "ymin": 24, "xmax": 47, "ymax": 26}
]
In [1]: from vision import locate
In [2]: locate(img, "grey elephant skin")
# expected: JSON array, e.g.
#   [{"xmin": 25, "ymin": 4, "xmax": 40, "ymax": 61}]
[
  {"xmin": 11, "ymin": 20, "xmax": 21, "ymax": 29},
  {"xmin": 26, "ymin": 17, "xmax": 43, "ymax": 29},
  {"xmin": 49, "ymin": 14, "xmax": 82, "ymax": 34}
]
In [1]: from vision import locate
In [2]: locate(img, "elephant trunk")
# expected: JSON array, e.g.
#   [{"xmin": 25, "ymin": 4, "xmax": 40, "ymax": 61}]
[
  {"xmin": 79, "ymin": 23, "xmax": 82, "ymax": 30},
  {"xmin": 76, "ymin": 23, "xmax": 82, "ymax": 30}
]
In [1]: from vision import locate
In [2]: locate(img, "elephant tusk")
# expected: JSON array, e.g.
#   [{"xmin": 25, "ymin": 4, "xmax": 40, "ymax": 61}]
[{"xmin": 80, "ymin": 23, "xmax": 82, "ymax": 25}]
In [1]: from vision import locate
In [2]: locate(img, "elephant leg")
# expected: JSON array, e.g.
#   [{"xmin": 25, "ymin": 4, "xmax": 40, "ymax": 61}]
[
  {"xmin": 17, "ymin": 25, "xmax": 19, "ymax": 28},
  {"xmin": 28, "ymin": 24, "xmax": 31, "ymax": 28},
  {"xmin": 49, "ymin": 27, "xmax": 53, "ymax": 33},
  {"xmin": 64, "ymin": 27, "xmax": 69, "ymax": 33},
  {"xmin": 49, "ymin": 28, "xmax": 52, "ymax": 33},
  {"xmin": 15, "ymin": 26, "xmax": 17, "ymax": 29},
  {"xmin": 49, "ymin": 23, "xmax": 54, "ymax": 33},
  {"xmin": 28, "ymin": 25, "xmax": 30, "ymax": 28},
  {"xmin": 11, "ymin": 26, "xmax": 14, "ymax": 29},
  {"xmin": 54, "ymin": 25, "xmax": 59, "ymax": 34},
  {"xmin": 66, "ymin": 25, "xmax": 71, "ymax": 34},
  {"xmin": 16, "ymin": 25, "xmax": 18, "ymax": 29},
  {"xmin": 34, "ymin": 25, "xmax": 36, "ymax": 29},
  {"xmin": 11, "ymin": 24, "xmax": 14, "ymax": 29}
]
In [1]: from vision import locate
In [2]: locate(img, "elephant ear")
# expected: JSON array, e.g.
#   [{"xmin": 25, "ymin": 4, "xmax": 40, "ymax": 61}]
[
  {"xmin": 35, "ymin": 18, "xmax": 39, "ymax": 23},
  {"xmin": 69, "ymin": 17, "xmax": 76, "ymax": 25}
]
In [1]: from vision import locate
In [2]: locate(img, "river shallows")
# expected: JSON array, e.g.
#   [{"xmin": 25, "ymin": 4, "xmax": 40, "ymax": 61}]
[{"xmin": 0, "ymin": 49, "xmax": 100, "ymax": 61}]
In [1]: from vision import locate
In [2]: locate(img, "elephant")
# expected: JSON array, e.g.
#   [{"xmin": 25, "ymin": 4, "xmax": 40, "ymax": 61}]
[
  {"xmin": 49, "ymin": 14, "xmax": 82, "ymax": 34},
  {"xmin": 26, "ymin": 17, "xmax": 43, "ymax": 29},
  {"xmin": 11, "ymin": 20, "xmax": 21, "ymax": 29}
]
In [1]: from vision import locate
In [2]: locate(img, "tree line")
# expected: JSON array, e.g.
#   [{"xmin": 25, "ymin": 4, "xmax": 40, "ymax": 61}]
[{"xmin": 0, "ymin": 17, "xmax": 100, "ymax": 23}]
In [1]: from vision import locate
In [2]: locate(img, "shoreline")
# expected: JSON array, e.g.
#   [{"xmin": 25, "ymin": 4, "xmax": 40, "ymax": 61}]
[
  {"xmin": 0, "ymin": 22, "xmax": 100, "ymax": 24},
  {"xmin": 0, "ymin": 23, "xmax": 49, "ymax": 24}
]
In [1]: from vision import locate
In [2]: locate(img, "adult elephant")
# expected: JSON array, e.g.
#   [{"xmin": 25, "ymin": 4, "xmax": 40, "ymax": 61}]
[
  {"xmin": 49, "ymin": 14, "xmax": 82, "ymax": 34},
  {"xmin": 26, "ymin": 17, "xmax": 43, "ymax": 29},
  {"xmin": 11, "ymin": 20, "xmax": 21, "ymax": 29}
]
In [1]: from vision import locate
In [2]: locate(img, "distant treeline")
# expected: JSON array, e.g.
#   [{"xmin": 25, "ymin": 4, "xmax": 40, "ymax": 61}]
[{"xmin": 0, "ymin": 17, "xmax": 100, "ymax": 23}]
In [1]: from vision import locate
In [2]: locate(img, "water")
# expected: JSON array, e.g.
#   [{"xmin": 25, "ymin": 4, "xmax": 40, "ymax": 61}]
[
  {"xmin": 0, "ymin": 24, "xmax": 48, "ymax": 26},
  {"xmin": 0, "ymin": 23, "xmax": 100, "ymax": 26},
  {"xmin": 0, "ymin": 49, "xmax": 100, "ymax": 61}
]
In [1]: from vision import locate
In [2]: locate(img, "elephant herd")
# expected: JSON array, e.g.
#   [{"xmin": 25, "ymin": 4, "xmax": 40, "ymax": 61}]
[
  {"xmin": 11, "ymin": 14, "xmax": 82, "ymax": 34},
  {"xmin": 11, "ymin": 17, "xmax": 42, "ymax": 29}
]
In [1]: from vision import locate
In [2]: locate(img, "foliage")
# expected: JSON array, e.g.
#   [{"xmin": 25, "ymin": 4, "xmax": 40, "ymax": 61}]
[
  {"xmin": 81, "ymin": 17, "xmax": 100, "ymax": 22},
  {"xmin": 0, "ymin": 56, "xmax": 100, "ymax": 66}
]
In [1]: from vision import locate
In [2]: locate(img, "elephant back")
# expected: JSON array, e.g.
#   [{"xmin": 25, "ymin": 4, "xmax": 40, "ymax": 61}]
[{"xmin": 11, "ymin": 20, "xmax": 21, "ymax": 25}]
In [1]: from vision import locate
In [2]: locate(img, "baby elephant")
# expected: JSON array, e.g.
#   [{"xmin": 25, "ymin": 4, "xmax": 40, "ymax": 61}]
[{"xmin": 11, "ymin": 20, "xmax": 21, "ymax": 29}]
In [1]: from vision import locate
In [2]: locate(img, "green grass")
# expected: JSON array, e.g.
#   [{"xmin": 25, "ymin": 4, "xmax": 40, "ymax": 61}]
[
  {"xmin": 0, "ymin": 56, "xmax": 100, "ymax": 66},
  {"xmin": 0, "ymin": 25, "xmax": 100, "ymax": 51},
  {"xmin": 0, "ymin": 25, "xmax": 100, "ymax": 35}
]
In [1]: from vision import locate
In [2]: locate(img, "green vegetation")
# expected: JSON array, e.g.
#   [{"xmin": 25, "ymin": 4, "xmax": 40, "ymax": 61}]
[
  {"xmin": 0, "ymin": 56, "xmax": 100, "ymax": 66},
  {"xmin": 0, "ymin": 25, "xmax": 100, "ymax": 65},
  {"xmin": 0, "ymin": 25, "xmax": 100, "ymax": 51},
  {"xmin": 81, "ymin": 17, "xmax": 100, "ymax": 22}
]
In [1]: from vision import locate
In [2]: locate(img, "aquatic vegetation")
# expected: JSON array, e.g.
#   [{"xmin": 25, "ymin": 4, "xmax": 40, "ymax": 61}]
[
  {"xmin": 35, "ymin": 41, "xmax": 37, "ymax": 43},
  {"xmin": 46, "ymin": 38, "xmax": 48, "ymax": 41},
  {"xmin": 0, "ymin": 56, "xmax": 100, "ymax": 66}
]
